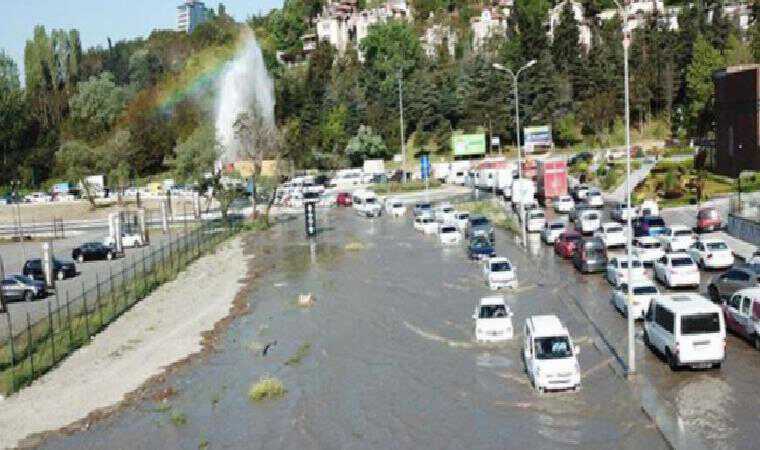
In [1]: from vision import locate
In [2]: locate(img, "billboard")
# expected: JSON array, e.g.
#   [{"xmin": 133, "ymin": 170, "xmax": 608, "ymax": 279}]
[
  {"xmin": 523, "ymin": 125, "xmax": 553, "ymax": 152},
  {"xmin": 452, "ymin": 133, "xmax": 486, "ymax": 156},
  {"xmin": 420, "ymin": 154, "xmax": 431, "ymax": 179}
]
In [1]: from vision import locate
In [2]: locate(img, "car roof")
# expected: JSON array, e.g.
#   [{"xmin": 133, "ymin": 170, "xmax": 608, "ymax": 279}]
[
  {"xmin": 734, "ymin": 287, "xmax": 760, "ymax": 299},
  {"xmin": 669, "ymin": 224, "xmax": 691, "ymax": 231},
  {"xmin": 635, "ymin": 236, "xmax": 659, "ymax": 244},
  {"xmin": 653, "ymin": 294, "xmax": 721, "ymax": 315},
  {"xmin": 489, "ymin": 257, "xmax": 511, "ymax": 264},
  {"xmin": 666, "ymin": 252, "xmax": 692, "ymax": 258},
  {"xmin": 698, "ymin": 238, "xmax": 726, "ymax": 245},
  {"xmin": 602, "ymin": 222, "xmax": 621, "ymax": 228},
  {"xmin": 527, "ymin": 315, "xmax": 568, "ymax": 337},
  {"xmin": 624, "ymin": 278, "xmax": 657, "ymax": 289},
  {"xmin": 479, "ymin": 295, "xmax": 506, "ymax": 306}
]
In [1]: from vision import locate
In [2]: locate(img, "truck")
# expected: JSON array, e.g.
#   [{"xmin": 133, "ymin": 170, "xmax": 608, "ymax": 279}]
[{"xmin": 536, "ymin": 158, "xmax": 568, "ymax": 206}]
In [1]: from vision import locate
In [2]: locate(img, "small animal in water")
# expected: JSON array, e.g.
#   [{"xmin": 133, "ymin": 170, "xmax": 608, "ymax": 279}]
[{"xmin": 262, "ymin": 340, "xmax": 277, "ymax": 356}]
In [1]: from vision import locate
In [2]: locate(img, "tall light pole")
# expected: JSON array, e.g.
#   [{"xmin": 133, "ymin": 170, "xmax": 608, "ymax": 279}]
[
  {"xmin": 398, "ymin": 69, "xmax": 406, "ymax": 183},
  {"xmin": 613, "ymin": 0, "xmax": 635, "ymax": 377},
  {"xmin": 493, "ymin": 60, "xmax": 536, "ymax": 249}
]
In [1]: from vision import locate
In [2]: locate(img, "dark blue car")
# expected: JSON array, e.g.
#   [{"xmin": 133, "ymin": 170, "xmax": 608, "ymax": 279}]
[
  {"xmin": 633, "ymin": 216, "xmax": 667, "ymax": 238},
  {"xmin": 468, "ymin": 237, "xmax": 496, "ymax": 260}
]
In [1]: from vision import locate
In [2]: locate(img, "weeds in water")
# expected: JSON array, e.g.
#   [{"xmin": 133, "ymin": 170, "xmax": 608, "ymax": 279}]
[
  {"xmin": 170, "ymin": 410, "xmax": 188, "ymax": 426},
  {"xmin": 344, "ymin": 241, "xmax": 365, "ymax": 251},
  {"xmin": 211, "ymin": 392, "xmax": 221, "ymax": 407},
  {"xmin": 285, "ymin": 342, "xmax": 312, "ymax": 366},
  {"xmin": 199, "ymin": 435, "xmax": 209, "ymax": 449},
  {"xmin": 153, "ymin": 402, "xmax": 172, "ymax": 413},
  {"xmin": 249, "ymin": 376, "xmax": 286, "ymax": 401}
]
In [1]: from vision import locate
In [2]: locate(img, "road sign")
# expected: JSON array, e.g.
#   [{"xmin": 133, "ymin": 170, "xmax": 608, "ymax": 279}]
[
  {"xmin": 304, "ymin": 202, "xmax": 317, "ymax": 237},
  {"xmin": 420, "ymin": 154, "xmax": 431, "ymax": 180},
  {"xmin": 491, "ymin": 136, "xmax": 500, "ymax": 147}
]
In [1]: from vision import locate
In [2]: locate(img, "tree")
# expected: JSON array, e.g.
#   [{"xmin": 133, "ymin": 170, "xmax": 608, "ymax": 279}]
[
  {"xmin": 95, "ymin": 130, "xmax": 134, "ymax": 204},
  {"xmin": 55, "ymin": 141, "xmax": 99, "ymax": 208},
  {"xmin": 345, "ymin": 125, "xmax": 389, "ymax": 166},
  {"xmin": 0, "ymin": 50, "xmax": 20, "ymax": 91},
  {"xmin": 723, "ymin": 33, "xmax": 753, "ymax": 66},
  {"xmin": 685, "ymin": 35, "xmax": 724, "ymax": 137},
  {"xmin": 69, "ymin": 72, "xmax": 127, "ymax": 139},
  {"xmin": 233, "ymin": 111, "xmax": 278, "ymax": 217},
  {"xmin": 128, "ymin": 49, "xmax": 163, "ymax": 90}
]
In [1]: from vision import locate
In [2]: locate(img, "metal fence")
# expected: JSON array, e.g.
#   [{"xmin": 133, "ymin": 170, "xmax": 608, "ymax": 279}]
[
  {"xmin": 0, "ymin": 219, "xmax": 237, "ymax": 394},
  {"xmin": 728, "ymin": 191, "xmax": 760, "ymax": 222}
]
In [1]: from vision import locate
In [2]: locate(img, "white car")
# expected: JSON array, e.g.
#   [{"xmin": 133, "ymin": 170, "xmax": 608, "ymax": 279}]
[
  {"xmin": 473, "ymin": 296, "xmax": 514, "ymax": 342},
  {"xmin": 25, "ymin": 192, "xmax": 52, "ymax": 203},
  {"xmin": 577, "ymin": 210, "xmax": 601, "ymax": 235},
  {"xmin": 434, "ymin": 203, "xmax": 456, "ymax": 223},
  {"xmin": 586, "ymin": 190, "xmax": 604, "ymax": 208},
  {"xmin": 632, "ymin": 237, "xmax": 665, "ymax": 266},
  {"xmin": 654, "ymin": 253, "xmax": 700, "ymax": 289},
  {"xmin": 638, "ymin": 199, "xmax": 660, "ymax": 217},
  {"xmin": 658, "ymin": 225, "xmax": 695, "ymax": 252},
  {"xmin": 525, "ymin": 210, "xmax": 545, "ymax": 233},
  {"xmin": 103, "ymin": 233, "xmax": 143, "ymax": 248},
  {"xmin": 596, "ymin": 222, "xmax": 627, "ymax": 248},
  {"xmin": 541, "ymin": 221, "xmax": 566, "ymax": 244},
  {"xmin": 483, "ymin": 257, "xmax": 518, "ymax": 290},
  {"xmin": 523, "ymin": 315, "xmax": 581, "ymax": 393},
  {"xmin": 554, "ymin": 195, "xmax": 575, "ymax": 214},
  {"xmin": 611, "ymin": 280, "xmax": 659, "ymax": 319},
  {"xmin": 453, "ymin": 212, "xmax": 470, "ymax": 232},
  {"xmin": 439, "ymin": 224, "xmax": 461, "ymax": 245},
  {"xmin": 606, "ymin": 255, "xmax": 646, "ymax": 287},
  {"xmin": 611, "ymin": 201, "xmax": 637, "ymax": 222},
  {"xmin": 414, "ymin": 214, "xmax": 438, "ymax": 234},
  {"xmin": 385, "ymin": 197, "xmax": 406, "ymax": 216},
  {"xmin": 688, "ymin": 239, "xmax": 734, "ymax": 269}
]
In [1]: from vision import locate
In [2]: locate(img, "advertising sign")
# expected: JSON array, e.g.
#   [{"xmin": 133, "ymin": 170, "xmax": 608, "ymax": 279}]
[
  {"xmin": 52, "ymin": 183, "xmax": 70, "ymax": 194},
  {"xmin": 451, "ymin": 134, "xmax": 486, "ymax": 156},
  {"xmin": 491, "ymin": 136, "xmax": 500, "ymax": 147},
  {"xmin": 420, "ymin": 154, "xmax": 431, "ymax": 180},
  {"xmin": 523, "ymin": 125, "xmax": 552, "ymax": 152}
]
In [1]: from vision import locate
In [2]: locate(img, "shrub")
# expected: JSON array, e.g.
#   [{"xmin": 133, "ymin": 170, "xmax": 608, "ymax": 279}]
[{"xmin": 249, "ymin": 376, "xmax": 286, "ymax": 401}]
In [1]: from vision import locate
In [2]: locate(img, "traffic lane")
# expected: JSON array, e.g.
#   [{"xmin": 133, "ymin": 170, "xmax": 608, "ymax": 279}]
[{"xmin": 520, "ymin": 225, "xmax": 760, "ymax": 450}]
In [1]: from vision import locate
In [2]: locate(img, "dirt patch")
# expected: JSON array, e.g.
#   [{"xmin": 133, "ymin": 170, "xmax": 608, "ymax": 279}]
[{"xmin": 1, "ymin": 231, "xmax": 273, "ymax": 449}]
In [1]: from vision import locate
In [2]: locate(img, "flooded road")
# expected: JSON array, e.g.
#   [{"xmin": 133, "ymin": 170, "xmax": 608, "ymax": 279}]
[{"xmin": 39, "ymin": 204, "xmax": 759, "ymax": 449}]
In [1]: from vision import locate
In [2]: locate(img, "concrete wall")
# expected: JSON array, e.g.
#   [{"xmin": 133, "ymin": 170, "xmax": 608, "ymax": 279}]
[{"xmin": 728, "ymin": 215, "xmax": 760, "ymax": 246}]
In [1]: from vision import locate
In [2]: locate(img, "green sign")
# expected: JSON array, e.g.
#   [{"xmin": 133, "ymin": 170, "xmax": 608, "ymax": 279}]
[{"xmin": 451, "ymin": 134, "xmax": 486, "ymax": 156}]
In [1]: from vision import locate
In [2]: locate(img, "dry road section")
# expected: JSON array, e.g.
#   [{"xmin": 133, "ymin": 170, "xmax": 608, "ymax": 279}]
[{"xmin": 0, "ymin": 236, "xmax": 249, "ymax": 449}]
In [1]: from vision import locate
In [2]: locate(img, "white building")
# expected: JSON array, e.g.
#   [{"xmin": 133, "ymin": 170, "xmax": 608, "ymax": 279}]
[
  {"xmin": 598, "ymin": 1, "xmax": 750, "ymax": 33},
  {"xmin": 421, "ymin": 23, "xmax": 458, "ymax": 58},
  {"xmin": 471, "ymin": 8, "xmax": 509, "ymax": 51},
  {"xmin": 547, "ymin": 1, "xmax": 592, "ymax": 50},
  {"xmin": 177, "ymin": 0, "xmax": 214, "ymax": 33}
]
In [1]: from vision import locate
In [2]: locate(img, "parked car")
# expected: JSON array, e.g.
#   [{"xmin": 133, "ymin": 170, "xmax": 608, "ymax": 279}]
[
  {"xmin": 523, "ymin": 315, "xmax": 582, "ymax": 393},
  {"xmin": 434, "ymin": 204, "xmax": 456, "ymax": 224},
  {"xmin": 596, "ymin": 222, "xmax": 627, "ymax": 248},
  {"xmin": 24, "ymin": 192, "xmax": 52, "ymax": 203},
  {"xmin": 696, "ymin": 206, "xmax": 722, "ymax": 232},
  {"xmin": 606, "ymin": 255, "xmax": 646, "ymax": 287},
  {"xmin": 468, "ymin": 216, "xmax": 494, "ymax": 243},
  {"xmin": 572, "ymin": 184, "xmax": 590, "ymax": 201},
  {"xmin": 453, "ymin": 212, "xmax": 470, "ymax": 232},
  {"xmin": 554, "ymin": 231, "xmax": 582, "ymax": 259},
  {"xmin": 688, "ymin": 238, "xmax": 734, "ymax": 270},
  {"xmin": 336, "ymin": 192, "xmax": 352, "ymax": 207},
  {"xmin": 385, "ymin": 197, "xmax": 406, "ymax": 216},
  {"xmin": 658, "ymin": 225, "xmax": 695, "ymax": 252},
  {"xmin": 568, "ymin": 203, "xmax": 592, "ymax": 224},
  {"xmin": 654, "ymin": 253, "xmax": 700, "ymax": 289},
  {"xmin": 632, "ymin": 237, "xmax": 665, "ymax": 266},
  {"xmin": 611, "ymin": 201, "xmax": 637, "ymax": 222},
  {"xmin": 707, "ymin": 265, "xmax": 760, "ymax": 303},
  {"xmin": 633, "ymin": 216, "xmax": 667, "ymax": 238},
  {"xmin": 473, "ymin": 296, "xmax": 514, "ymax": 342},
  {"xmin": 414, "ymin": 214, "xmax": 438, "ymax": 234},
  {"xmin": 637, "ymin": 199, "xmax": 660, "ymax": 217},
  {"xmin": 525, "ymin": 209, "xmax": 545, "ymax": 233},
  {"xmin": 439, "ymin": 224, "xmax": 461, "ymax": 245},
  {"xmin": 1, "ymin": 275, "xmax": 46, "ymax": 302},
  {"xmin": 554, "ymin": 195, "xmax": 575, "ymax": 214},
  {"xmin": 576, "ymin": 210, "xmax": 601, "ymax": 235},
  {"xmin": 612, "ymin": 280, "xmax": 659, "ymax": 319},
  {"xmin": 643, "ymin": 294, "xmax": 725, "ymax": 370},
  {"xmin": 586, "ymin": 189, "xmax": 604, "ymax": 208},
  {"xmin": 723, "ymin": 288, "xmax": 760, "ymax": 350},
  {"xmin": 72, "ymin": 242, "xmax": 116, "ymax": 262},
  {"xmin": 103, "ymin": 233, "xmax": 143, "ymax": 248},
  {"xmin": 468, "ymin": 237, "xmax": 496, "ymax": 260},
  {"xmin": 23, "ymin": 258, "xmax": 76, "ymax": 281},
  {"xmin": 413, "ymin": 202, "xmax": 432, "ymax": 217},
  {"xmin": 572, "ymin": 237, "xmax": 607, "ymax": 273},
  {"xmin": 541, "ymin": 221, "xmax": 566, "ymax": 244},
  {"xmin": 483, "ymin": 257, "xmax": 518, "ymax": 290}
]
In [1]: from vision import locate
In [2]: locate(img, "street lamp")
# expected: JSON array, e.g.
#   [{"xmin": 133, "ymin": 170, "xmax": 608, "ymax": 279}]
[
  {"xmin": 493, "ymin": 59, "xmax": 536, "ymax": 249},
  {"xmin": 397, "ymin": 69, "xmax": 406, "ymax": 183},
  {"xmin": 612, "ymin": 0, "xmax": 635, "ymax": 377}
]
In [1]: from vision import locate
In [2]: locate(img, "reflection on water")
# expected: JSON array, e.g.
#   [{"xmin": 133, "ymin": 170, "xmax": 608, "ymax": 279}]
[{"xmin": 673, "ymin": 376, "xmax": 737, "ymax": 450}]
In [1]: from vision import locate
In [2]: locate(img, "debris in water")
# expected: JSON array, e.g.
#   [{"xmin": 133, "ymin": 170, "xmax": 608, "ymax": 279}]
[
  {"xmin": 298, "ymin": 293, "xmax": 315, "ymax": 307},
  {"xmin": 262, "ymin": 340, "xmax": 277, "ymax": 356}
]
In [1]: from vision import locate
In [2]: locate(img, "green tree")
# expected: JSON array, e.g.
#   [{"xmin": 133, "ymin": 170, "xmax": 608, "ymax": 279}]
[
  {"xmin": 723, "ymin": 33, "xmax": 753, "ymax": 66},
  {"xmin": 685, "ymin": 35, "xmax": 724, "ymax": 137},
  {"xmin": 128, "ymin": 49, "xmax": 163, "ymax": 90},
  {"xmin": 345, "ymin": 125, "xmax": 389, "ymax": 166},
  {"xmin": 55, "ymin": 141, "xmax": 99, "ymax": 208},
  {"xmin": 0, "ymin": 50, "xmax": 20, "ymax": 91},
  {"xmin": 69, "ymin": 72, "xmax": 128, "ymax": 139}
]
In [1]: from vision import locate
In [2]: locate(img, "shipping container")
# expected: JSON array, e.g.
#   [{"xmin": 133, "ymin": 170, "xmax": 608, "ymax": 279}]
[{"xmin": 536, "ymin": 158, "xmax": 568, "ymax": 205}]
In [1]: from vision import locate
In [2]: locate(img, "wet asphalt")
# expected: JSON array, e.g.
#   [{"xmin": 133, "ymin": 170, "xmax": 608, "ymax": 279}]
[{"xmin": 38, "ymin": 202, "xmax": 760, "ymax": 450}]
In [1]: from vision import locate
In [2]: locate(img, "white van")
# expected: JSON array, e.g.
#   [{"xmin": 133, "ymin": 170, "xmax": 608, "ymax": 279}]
[
  {"xmin": 523, "ymin": 315, "xmax": 581, "ymax": 393},
  {"xmin": 577, "ymin": 210, "xmax": 601, "ymax": 235},
  {"xmin": 473, "ymin": 296, "xmax": 514, "ymax": 342},
  {"xmin": 525, "ymin": 210, "xmax": 546, "ymax": 233},
  {"xmin": 385, "ymin": 197, "xmax": 406, "ymax": 217},
  {"xmin": 638, "ymin": 199, "xmax": 660, "ymax": 217},
  {"xmin": 643, "ymin": 294, "xmax": 725, "ymax": 370},
  {"xmin": 352, "ymin": 190, "xmax": 382, "ymax": 218}
]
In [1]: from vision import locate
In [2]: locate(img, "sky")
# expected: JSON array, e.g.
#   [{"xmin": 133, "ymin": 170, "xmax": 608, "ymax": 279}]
[{"xmin": 1, "ymin": 0, "xmax": 283, "ymax": 84}]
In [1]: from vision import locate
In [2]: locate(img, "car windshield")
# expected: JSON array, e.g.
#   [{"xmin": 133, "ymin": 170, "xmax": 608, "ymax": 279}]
[
  {"xmin": 422, "ymin": 218, "xmax": 433, "ymax": 224},
  {"xmin": 671, "ymin": 257, "xmax": 694, "ymax": 267},
  {"xmin": 491, "ymin": 262, "xmax": 511, "ymax": 272},
  {"xmin": 706, "ymin": 242, "xmax": 728, "ymax": 250},
  {"xmin": 471, "ymin": 218, "xmax": 489, "ymax": 226},
  {"xmin": 700, "ymin": 209, "xmax": 718, "ymax": 219},
  {"xmin": 567, "ymin": 235, "xmax": 581, "ymax": 242},
  {"xmin": 638, "ymin": 241, "xmax": 660, "ymax": 249},
  {"xmin": 585, "ymin": 213, "xmax": 599, "ymax": 220},
  {"xmin": 442, "ymin": 207, "xmax": 453, "ymax": 213},
  {"xmin": 534, "ymin": 336, "xmax": 573, "ymax": 360},
  {"xmin": 393, "ymin": 203, "xmax": 403, "ymax": 208},
  {"xmin": 12, "ymin": 275, "xmax": 35, "ymax": 284},
  {"xmin": 681, "ymin": 313, "xmax": 721, "ymax": 335},
  {"xmin": 646, "ymin": 218, "xmax": 666, "ymax": 227},
  {"xmin": 585, "ymin": 249, "xmax": 604, "ymax": 258},
  {"xmin": 633, "ymin": 285, "xmax": 658, "ymax": 295},
  {"xmin": 365, "ymin": 198, "xmax": 376, "ymax": 204},
  {"xmin": 441, "ymin": 227, "xmax": 456, "ymax": 233},
  {"xmin": 607, "ymin": 226, "xmax": 623, "ymax": 233},
  {"xmin": 674, "ymin": 229, "xmax": 692, "ymax": 237},
  {"xmin": 418, "ymin": 204, "xmax": 431, "ymax": 210},
  {"xmin": 479, "ymin": 304, "xmax": 508, "ymax": 319},
  {"xmin": 531, "ymin": 212, "xmax": 544, "ymax": 219},
  {"xmin": 620, "ymin": 260, "xmax": 642, "ymax": 269},
  {"xmin": 550, "ymin": 223, "xmax": 564, "ymax": 230},
  {"xmin": 472, "ymin": 239, "xmax": 490, "ymax": 248}
]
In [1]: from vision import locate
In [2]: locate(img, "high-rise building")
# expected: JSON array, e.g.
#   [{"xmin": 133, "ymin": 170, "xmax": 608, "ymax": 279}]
[{"xmin": 177, "ymin": 1, "xmax": 214, "ymax": 33}]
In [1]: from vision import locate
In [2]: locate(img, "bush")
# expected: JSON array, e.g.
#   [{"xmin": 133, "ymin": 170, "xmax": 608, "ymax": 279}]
[
  {"xmin": 249, "ymin": 376, "xmax": 286, "ymax": 401},
  {"xmin": 662, "ymin": 169, "xmax": 682, "ymax": 198}
]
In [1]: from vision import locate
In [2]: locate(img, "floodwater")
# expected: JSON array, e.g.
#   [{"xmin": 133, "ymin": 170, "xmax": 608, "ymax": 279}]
[{"xmin": 39, "ymin": 203, "xmax": 759, "ymax": 450}]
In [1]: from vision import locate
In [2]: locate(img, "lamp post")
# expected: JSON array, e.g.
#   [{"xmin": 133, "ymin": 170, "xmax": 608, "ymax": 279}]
[
  {"xmin": 612, "ymin": 0, "xmax": 635, "ymax": 377},
  {"xmin": 398, "ymin": 69, "xmax": 406, "ymax": 183},
  {"xmin": 493, "ymin": 60, "xmax": 536, "ymax": 249}
]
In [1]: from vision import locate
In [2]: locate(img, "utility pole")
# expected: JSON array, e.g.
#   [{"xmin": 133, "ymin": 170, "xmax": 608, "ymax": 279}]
[{"xmin": 398, "ymin": 70, "xmax": 406, "ymax": 183}]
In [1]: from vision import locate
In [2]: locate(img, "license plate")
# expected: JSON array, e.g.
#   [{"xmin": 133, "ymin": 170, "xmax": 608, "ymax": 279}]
[{"xmin": 693, "ymin": 340, "xmax": 710, "ymax": 346}]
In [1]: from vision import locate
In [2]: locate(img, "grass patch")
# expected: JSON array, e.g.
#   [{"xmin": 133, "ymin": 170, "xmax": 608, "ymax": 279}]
[
  {"xmin": 456, "ymin": 201, "xmax": 520, "ymax": 234},
  {"xmin": 284, "ymin": 342, "xmax": 312, "ymax": 366},
  {"xmin": 249, "ymin": 376, "xmax": 286, "ymax": 402},
  {"xmin": 344, "ymin": 241, "xmax": 366, "ymax": 251},
  {"xmin": 369, "ymin": 179, "xmax": 442, "ymax": 194},
  {"xmin": 170, "ymin": 410, "xmax": 188, "ymax": 427}
]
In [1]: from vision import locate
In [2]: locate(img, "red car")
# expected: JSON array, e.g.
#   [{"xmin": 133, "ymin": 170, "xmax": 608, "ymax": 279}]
[
  {"xmin": 336, "ymin": 192, "xmax": 352, "ymax": 207},
  {"xmin": 697, "ymin": 207, "xmax": 722, "ymax": 232},
  {"xmin": 554, "ymin": 231, "xmax": 582, "ymax": 258}
]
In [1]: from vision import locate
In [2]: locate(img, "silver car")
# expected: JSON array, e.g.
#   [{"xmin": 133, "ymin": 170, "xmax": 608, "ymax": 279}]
[{"xmin": 1, "ymin": 275, "xmax": 46, "ymax": 302}]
